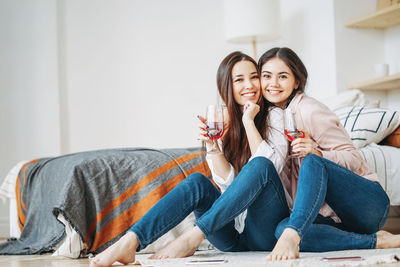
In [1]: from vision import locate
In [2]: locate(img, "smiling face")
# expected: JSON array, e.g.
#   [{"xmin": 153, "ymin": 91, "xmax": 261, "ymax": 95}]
[
  {"xmin": 231, "ymin": 60, "xmax": 261, "ymax": 106},
  {"xmin": 261, "ymin": 57, "xmax": 299, "ymax": 108}
]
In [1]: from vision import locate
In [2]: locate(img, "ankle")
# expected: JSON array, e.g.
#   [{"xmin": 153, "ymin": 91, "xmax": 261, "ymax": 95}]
[
  {"xmin": 282, "ymin": 228, "xmax": 301, "ymax": 245},
  {"xmin": 187, "ymin": 226, "xmax": 205, "ymax": 247},
  {"xmin": 124, "ymin": 231, "xmax": 140, "ymax": 251}
]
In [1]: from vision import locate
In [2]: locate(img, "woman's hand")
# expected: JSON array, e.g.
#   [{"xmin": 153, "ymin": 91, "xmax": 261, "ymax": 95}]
[
  {"xmin": 197, "ymin": 115, "xmax": 216, "ymax": 150},
  {"xmin": 291, "ymin": 130, "xmax": 322, "ymax": 157},
  {"xmin": 242, "ymin": 101, "xmax": 260, "ymax": 126}
]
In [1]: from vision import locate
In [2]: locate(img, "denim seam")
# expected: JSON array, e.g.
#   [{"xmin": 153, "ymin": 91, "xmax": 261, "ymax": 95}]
[
  {"xmin": 378, "ymin": 200, "xmax": 390, "ymax": 229},
  {"xmin": 318, "ymin": 156, "xmax": 355, "ymax": 174},
  {"xmin": 285, "ymin": 225, "xmax": 301, "ymax": 236},
  {"xmin": 224, "ymin": 185, "xmax": 265, "ymax": 225},
  {"xmin": 140, "ymin": 203, "xmax": 195, "ymax": 247},
  {"xmin": 198, "ymin": 169, "xmax": 270, "ymax": 237},
  {"xmin": 195, "ymin": 220, "xmax": 209, "ymax": 236},
  {"xmin": 371, "ymin": 233, "xmax": 377, "ymax": 249},
  {"xmin": 267, "ymin": 175, "xmax": 289, "ymax": 209},
  {"xmin": 312, "ymin": 223, "xmax": 374, "ymax": 242},
  {"xmin": 316, "ymin": 156, "xmax": 390, "ymax": 232},
  {"xmin": 190, "ymin": 192, "xmax": 219, "ymax": 237},
  {"xmin": 203, "ymin": 180, "xmax": 267, "ymax": 234},
  {"xmin": 128, "ymin": 228, "xmax": 145, "ymax": 251},
  {"xmin": 293, "ymin": 156, "xmax": 326, "ymax": 238}
]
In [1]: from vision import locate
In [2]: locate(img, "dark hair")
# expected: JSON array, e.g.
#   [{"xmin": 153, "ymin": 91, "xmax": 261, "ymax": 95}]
[
  {"xmin": 217, "ymin": 51, "xmax": 269, "ymax": 174},
  {"xmin": 258, "ymin": 47, "xmax": 308, "ymax": 106}
]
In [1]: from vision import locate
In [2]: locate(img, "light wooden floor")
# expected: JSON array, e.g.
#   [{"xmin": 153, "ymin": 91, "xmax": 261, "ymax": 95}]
[
  {"xmin": 0, "ymin": 238, "xmax": 90, "ymax": 267},
  {"xmin": 0, "ymin": 253, "xmax": 399, "ymax": 267},
  {"xmin": 0, "ymin": 254, "xmax": 91, "ymax": 267},
  {"xmin": 1, "ymin": 239, "xmax": 400, "ymax": 267}
]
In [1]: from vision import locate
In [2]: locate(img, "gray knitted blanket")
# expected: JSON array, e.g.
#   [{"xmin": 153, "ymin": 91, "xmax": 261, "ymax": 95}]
[{"xmin": 0, "ymin": 147, "xmax": 210, "ymax": 256}]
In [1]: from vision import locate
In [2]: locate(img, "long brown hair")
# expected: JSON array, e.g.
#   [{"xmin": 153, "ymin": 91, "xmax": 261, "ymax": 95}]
[
  {"xmin": 217, "ymin": 51, "xmax": 269, "ymax": 174},
  {"xmin": 258, "ymin": 47, "xmax": 308, "ymax": 106}
]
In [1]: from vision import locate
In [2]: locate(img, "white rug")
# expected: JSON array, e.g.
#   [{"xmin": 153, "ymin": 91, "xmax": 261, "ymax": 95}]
[{"xmin": 135, "ymin": 248, "xmax": 400, "ymax": 267}]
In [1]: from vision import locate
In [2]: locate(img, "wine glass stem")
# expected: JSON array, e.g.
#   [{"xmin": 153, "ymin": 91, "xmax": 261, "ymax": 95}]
[{"xmin": 212, "ymin": 140, "xmax": 216, "ymax": 151}]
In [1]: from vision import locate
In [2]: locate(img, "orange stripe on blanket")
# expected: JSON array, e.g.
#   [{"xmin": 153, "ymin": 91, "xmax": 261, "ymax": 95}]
[
  {"xmin": 84, "ymin": 152, "xmax": 204, "ymax": 249},
  {"xmin": 16, "ymin": 159, "xmax": 39, "ymax": 231},
  {"xmin": 15, "ymin": 172, "xmax": 23, "ymax": 231},
  {"xmin": 89, "ymin": 161, "xmax": 210, "ymax": 252}
]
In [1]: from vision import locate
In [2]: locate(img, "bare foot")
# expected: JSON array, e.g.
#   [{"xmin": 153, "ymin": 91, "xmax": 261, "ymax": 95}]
[
  {"xmin": 376, "ymin": 230, "xmax": 400, "ymax": 249},
  {"xmin": 90, "ymin": 231, "xmax": 139, "ymax": 267},
  {"xmin": 149, "ymin": 226, "xmax": 205, "ymax": 259},
  {"xmin": 266, "ymin": 228, "xmax": 300, "ymax": 261}
]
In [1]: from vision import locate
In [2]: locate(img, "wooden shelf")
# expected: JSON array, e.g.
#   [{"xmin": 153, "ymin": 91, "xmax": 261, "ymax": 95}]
[
  {"xmin": 345, "ymin": 3, "xmax": 400, "ymax": 29},
  {"xmin": 348, "ymin": 73, "xmax": 400, "ymax": 91}
]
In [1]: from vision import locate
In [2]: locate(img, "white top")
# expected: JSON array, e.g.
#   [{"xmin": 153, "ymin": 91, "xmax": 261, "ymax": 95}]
[{"xmin": 206, "ymin": 107, "xmax": 288, "ymax": 233}]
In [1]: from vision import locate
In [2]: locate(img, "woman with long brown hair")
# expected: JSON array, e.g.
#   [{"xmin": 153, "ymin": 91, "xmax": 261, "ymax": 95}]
[
  {"xmin": 257, "ymin": 47, "xmax": 399, "ymax": 261},
  {"xmin": 90, "ymin": 51, "xmax": 289, "ymax": 267}
]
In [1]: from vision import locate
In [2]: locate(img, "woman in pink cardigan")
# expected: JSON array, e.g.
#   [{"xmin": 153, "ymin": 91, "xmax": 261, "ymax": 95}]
[{"xmin": 258, "ymin": 47, "xmax": 400, "ymax": 261}]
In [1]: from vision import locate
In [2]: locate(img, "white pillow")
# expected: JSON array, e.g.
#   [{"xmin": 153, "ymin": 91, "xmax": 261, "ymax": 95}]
[
  {"xmin": 333, "ymin": 106, "xmax": 400, "ymax": 148},
  {"xmin": 321, "ymin": 89, "xmax": 380, "ymax": 111}
]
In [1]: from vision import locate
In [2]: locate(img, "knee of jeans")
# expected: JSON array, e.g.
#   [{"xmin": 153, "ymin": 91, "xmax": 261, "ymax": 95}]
[
  {"xmin": 245, "ymin": 157, "xmax": 278, "ymax": 186},
  {"xmin": 302, "ymin": 153, "xmax": 322, "ymax": 167},
  {"xmin": 248, "ymin": 157, "xmax": 276, "ymax": 175},
  {"xmin": 249, "ymin": 156, "xmax": 272, "ymax": 167},
  {"xmin": 275, "ymin": 217, "xmax": 290, "ymax": 239},
  {"xmin": 185, "ymin": 172, "xmax": 213, "ymax": 190}
]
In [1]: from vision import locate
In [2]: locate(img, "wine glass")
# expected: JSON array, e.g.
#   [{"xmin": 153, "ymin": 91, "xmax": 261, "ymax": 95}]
[
  {"xmin": 206, "ymin": 105, "xmax": 224, "ymax": 154},
  {"xmin": 283, "ymin": 107, "xmax": 305, "ymax": 158}
]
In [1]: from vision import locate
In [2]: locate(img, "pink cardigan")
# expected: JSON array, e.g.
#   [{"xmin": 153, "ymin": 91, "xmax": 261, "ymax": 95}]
[{"xmin": 286, "ymin": 93, "xmax": 379, "ymax": 221}]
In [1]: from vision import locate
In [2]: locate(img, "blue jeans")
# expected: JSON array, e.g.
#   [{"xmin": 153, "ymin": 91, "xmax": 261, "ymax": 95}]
[
  {"xmin": 275, "ymin": 154, "xmax": 390, "ymax": 252},
  {"xmin": 129, "ymin": 157, "xmax": 289, "ymax": 252}
]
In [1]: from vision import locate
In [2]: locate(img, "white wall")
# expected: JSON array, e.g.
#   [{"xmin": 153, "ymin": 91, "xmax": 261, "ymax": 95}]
[
  {"xmin": 0, "ymin": 0, "xmax": 60, "ymax": 237},
  {"xmin": 385, "ymin": 24, "xmax": 400, "ymax": 111},
  {"xmin": 333, "ymin": 0, "xmax": 400, "ymax": 110},
  {"xmin": 60, "ymin": 0, "xmax": 227, "ymax": 152},
  {"xmin": 61, "ymin": 0, "xmax": 337, "ymax": 153},
  {"xmin": 279, "ymin": 0, "xmax": 337, "ymax": 101}
]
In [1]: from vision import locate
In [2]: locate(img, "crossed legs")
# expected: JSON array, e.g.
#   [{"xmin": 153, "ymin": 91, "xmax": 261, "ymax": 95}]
[
  {"xmin": 90, "ymin": 157, "xmax": 289, "ymax": 266},
  {"xmin": 267, "ymin": 154, "xmax": 393, "ymax": 261}
]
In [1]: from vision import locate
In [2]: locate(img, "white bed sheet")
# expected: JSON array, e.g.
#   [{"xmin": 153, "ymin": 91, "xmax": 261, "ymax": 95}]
[{"xmin": 359, "ymin": 143, "xmax": 400, "ymax": 205}]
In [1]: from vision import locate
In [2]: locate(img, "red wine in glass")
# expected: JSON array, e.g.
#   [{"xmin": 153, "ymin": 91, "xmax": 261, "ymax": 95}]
[
  {"xmin": 284, "ymin": 108, "xmax": 304, "ymax": 157},
  {"xmin": 284, "ymin": 129, "xmax": 305, "ymax": 142},
  {"xmin": 206, "ymin": 105, "xmax": 224, "ymax": 154},
  {"xmin": 206, "ymin": 122, "xmax": 224, "ymax": 141}
]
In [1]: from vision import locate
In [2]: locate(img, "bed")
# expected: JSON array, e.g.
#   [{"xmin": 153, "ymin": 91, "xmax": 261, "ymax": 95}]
[
  {"xmin": 0, "ymin": 90, "xmax": 399, "ymax": 258},
  {"xmin": 0, "ymin": 147, "xmax": 214, "ymax": 257}
]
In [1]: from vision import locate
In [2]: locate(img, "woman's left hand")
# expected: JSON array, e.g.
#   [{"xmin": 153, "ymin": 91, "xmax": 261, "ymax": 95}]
[
  {"xmin": 291, "ymin": 130, "xmax": 322, "ymax": 157},
  {"xmin": 242, "ymin": 101, "xmax": 260, "ymax": 125}
]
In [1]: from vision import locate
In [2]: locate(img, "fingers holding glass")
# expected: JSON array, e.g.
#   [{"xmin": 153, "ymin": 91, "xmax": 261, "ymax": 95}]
[
  {"xmin": 205, "ymin": 105, "xmax": 225, "ymax": 154},
  {"xmin": 283, "ymin": 108, "xmax": 305, "ymax": 158}
]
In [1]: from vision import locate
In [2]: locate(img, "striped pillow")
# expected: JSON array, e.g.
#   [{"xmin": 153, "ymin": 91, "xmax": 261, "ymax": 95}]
[
  {"xmin": 359, "ymin": 143, "xmax": 400, "ymax": 205},
  {"xmin": 333, "ymin": 106, "xmax": 400, "ymax": 148}
]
